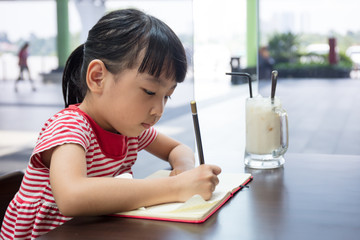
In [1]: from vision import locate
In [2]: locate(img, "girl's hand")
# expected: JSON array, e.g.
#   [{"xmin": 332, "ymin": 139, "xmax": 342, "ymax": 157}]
[{"xmin": 174, "ymin": 164, "xmax": 222, "ymax": 201}]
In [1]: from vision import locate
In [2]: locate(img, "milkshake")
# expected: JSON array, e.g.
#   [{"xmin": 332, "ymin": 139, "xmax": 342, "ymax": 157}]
[{"xmin": 244, "ymin": 96, "xmax": 288, "ymax": 169}]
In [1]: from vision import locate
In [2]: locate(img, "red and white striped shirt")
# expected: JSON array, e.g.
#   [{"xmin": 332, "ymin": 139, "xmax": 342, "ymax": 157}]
[{"xmin": 0, "ymin": 105, "xmax": 157, "ymax": 239}]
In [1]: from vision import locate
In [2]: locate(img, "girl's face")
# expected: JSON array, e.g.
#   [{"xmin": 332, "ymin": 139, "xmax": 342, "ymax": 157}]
[{"xmin": 96, "ymin": 67, "xmax": 177, "ymax": 137}]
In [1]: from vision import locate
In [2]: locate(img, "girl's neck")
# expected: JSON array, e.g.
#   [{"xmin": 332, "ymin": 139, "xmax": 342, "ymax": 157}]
[{"xmin": 78, "ymin": 99, "xmax": 107, "ymax": 132}]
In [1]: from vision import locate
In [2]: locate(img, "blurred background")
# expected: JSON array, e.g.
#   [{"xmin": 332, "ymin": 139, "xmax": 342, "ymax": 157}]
[{"xmin": 1, "ymin": 0, "xmax": 359, "ymax": 176}]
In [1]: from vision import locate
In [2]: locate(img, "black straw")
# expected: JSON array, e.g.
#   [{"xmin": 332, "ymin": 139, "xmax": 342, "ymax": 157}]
[{"xmin": 226, "ymin": 72, "xmax": 253, "ymax": 98}]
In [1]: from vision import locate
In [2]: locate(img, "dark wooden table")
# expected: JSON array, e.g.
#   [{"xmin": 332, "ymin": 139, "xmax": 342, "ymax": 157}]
[{"xmin": 38, "ymin": 153, "xmax": 360, "ymax": 240}]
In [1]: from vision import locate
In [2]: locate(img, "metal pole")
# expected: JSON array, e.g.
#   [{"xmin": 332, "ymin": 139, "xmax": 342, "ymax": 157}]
[
  {"xmin": 56, "ymin": 0, "xmax": 70, "ymax": 69},
  {"xmin": 246, "ymin": 0, "xmax": 258, "ymax": 68}
]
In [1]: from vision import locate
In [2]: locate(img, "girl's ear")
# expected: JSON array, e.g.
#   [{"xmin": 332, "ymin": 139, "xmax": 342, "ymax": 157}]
[{"xmin": 86, "ymin": 59, "xmax": 108, "ymax": 93}]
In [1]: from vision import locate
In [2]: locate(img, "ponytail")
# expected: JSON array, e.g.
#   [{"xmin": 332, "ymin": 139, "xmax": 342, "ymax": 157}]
[{"xmin": 62, "ymin": 44, "xmax": 87, "ymax": 108}]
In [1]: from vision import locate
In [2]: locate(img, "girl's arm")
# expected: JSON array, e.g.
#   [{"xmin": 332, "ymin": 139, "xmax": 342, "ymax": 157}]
[
  {"xmin": 49, "ymin": 143, "xmax": 221, "ymax": 217},
  {"xmin": 145, "ymin": 132, "xmax": 195, "ymax": 175}
]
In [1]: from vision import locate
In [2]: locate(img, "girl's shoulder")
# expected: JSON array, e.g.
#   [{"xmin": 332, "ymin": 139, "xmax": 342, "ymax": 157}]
[
  {"xmin": 44, "ymin": 105, "xmax": 91, "ymax": 130},
  {"xmin": 34, "ymin": 105, "xmax": 93, "ymax": 153},
  {"xmin": 37, "ymin": 105, "xmax": 93, "ymax": 142}
]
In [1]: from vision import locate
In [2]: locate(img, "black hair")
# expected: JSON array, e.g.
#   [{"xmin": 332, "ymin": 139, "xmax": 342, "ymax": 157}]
[
  {"xmin": 62, "ymin": 8, "xmax": 187, "ymax": 107},
  {"xmin": 19, "ymin": 42, "xmax": 29, "ymax": 52}
]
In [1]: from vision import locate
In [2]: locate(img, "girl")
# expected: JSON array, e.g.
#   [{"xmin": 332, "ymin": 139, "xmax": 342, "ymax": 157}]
[{"xmin": 0, "ymin": 8, "xmax": 221, "ymax": 239}]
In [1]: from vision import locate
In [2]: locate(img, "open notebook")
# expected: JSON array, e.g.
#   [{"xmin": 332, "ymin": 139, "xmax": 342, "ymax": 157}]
[{"xmin": 114, "ymin": 170, "xmax": 252, "ymax": 223}]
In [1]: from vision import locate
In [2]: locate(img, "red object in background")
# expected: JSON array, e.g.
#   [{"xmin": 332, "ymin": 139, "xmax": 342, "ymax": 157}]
[{"xmin": 329, "ymin": 37, "xmax": 337, "ymax": 65}]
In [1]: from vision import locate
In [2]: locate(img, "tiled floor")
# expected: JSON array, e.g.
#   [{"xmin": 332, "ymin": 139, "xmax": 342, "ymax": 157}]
[{"xmin": 1, "ymin": 77, "xmax": 359, "ymax": 176}]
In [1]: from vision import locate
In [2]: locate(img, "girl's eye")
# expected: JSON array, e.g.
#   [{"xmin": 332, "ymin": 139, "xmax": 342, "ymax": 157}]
[
  {"xmin": 144, "ymin": 89, "xmax": 155, "ymax": 96},
  {"xmin": 144, "ymin": 89, "xmax": 172, "ymax": 100}
]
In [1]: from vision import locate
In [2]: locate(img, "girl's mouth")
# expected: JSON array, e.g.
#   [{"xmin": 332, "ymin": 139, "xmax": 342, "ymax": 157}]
[{"xmin": 141, "ymin": 123, "xmax": 151, "ymax": 129}]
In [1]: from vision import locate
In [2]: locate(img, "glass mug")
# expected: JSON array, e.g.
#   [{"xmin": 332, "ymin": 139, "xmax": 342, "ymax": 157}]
[{"xmin": 244, "ymin": 96, "xmax": 289, "ymax": 169}]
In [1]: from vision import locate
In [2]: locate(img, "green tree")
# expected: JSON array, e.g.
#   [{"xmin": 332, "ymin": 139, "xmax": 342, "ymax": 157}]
[{"xmin": 268, "ymin": 32, "xmax": 298, "ymax": 64}]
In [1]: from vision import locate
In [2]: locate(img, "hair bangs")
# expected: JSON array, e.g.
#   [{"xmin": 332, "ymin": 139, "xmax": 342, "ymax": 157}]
[
  {"xmin": 138, "ymin": 43, "xmax": 174, "ymax": 81},
  {"xmin": 138, "ymin": 21, "xmax": 187, "ymax": 83}
]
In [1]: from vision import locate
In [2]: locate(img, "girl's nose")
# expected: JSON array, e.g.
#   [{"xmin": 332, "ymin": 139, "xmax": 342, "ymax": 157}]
[{"xmin": 150, "ymin": 99, "xmax": 165, "ymax": 117}]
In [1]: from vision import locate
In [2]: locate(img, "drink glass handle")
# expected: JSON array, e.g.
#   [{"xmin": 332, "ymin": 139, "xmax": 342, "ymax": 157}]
[{"xmin": 274, "ymin": 108, "xmax": 289, "ymax": 157}]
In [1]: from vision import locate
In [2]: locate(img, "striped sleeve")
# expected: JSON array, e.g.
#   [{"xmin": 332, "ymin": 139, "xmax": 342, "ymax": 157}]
[
  {"xmin": 137, "ymin": 127, "xmax": 158, "ymax": 151},
  {"xmin": 33, "ymin": 111, "xmax": 91, "ymax": 155}
]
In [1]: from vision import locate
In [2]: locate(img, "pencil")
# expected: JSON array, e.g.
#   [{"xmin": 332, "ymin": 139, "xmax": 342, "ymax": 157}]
[{"xmin": 190, "ymin": 100, "xmax": 205, "ymax": 165}]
